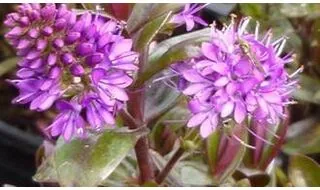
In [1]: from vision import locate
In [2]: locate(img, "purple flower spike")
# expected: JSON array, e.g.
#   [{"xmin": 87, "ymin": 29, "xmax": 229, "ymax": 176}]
[
  {"xmin": 172, "ymin": 16, "xmax": 300, "ymax": 138},
  {"xmin": 5, "ymin": 3, "xmax": 138, "ymax": 141},
  {"xmin": 170, "ymin": 4, "xmax": 208, "ymax": 31}
]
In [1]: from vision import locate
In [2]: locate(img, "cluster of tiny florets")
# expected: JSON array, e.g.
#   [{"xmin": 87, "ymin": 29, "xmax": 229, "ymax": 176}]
[
  {"xmin": 172, "ymin": 16, "xmax": 300, "ymax": 137},
  {"xmin": 5, "ymin": 3, "xmax": 138, "ymax": 141}
]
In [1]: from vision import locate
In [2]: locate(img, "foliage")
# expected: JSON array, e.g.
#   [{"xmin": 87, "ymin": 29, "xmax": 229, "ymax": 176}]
[{"xmin": 0, "ymin": 3, "xmax": 319, "ymax": 187}]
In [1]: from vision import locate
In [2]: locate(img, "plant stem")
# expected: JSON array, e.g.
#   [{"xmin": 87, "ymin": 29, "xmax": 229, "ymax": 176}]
[
  {"xmin": 155, "ymin": 147, "xmax": 185, "ymax": 185},
  {"xmin": 127, "ymin": 90, "xmax": 155, "ymax": 184}
]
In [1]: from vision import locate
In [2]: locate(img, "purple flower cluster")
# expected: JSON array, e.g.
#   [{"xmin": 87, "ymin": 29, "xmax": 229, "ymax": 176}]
[
  {"xmin": 5, "ymin": 4, "xmax": 138, "ymax": 141},
  {"xmin": 170, "ymin": 4, "xmax": 207, "ymax": 31},
  {"xmin": 173, "ymin": 16, "xmax": 300, "ymax": 138}
]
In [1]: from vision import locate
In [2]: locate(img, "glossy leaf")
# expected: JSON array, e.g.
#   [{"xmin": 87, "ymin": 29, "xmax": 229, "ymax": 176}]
[
  {"xmin": 288, "ymin": 154, "xmax": 320, "ymax": 187},
  {"xmin": 149, "ymin": 28, "xmax": 211, "ymax": 64},
  {"xmin": 134, "ymin": 12, "xmax": 172, "ymax": 52},
  {"xmin": 180, "ymin": 164, "xmax": 213, "ymax": 186},
  {"xmin": 283, "ymin": 117, "xmax": 320, "ymax": 154},
  {"xmin": 133, "ymin": 36, "xmax": 208, "ymax": 88},
  {"xmin": 206, "ymin": 130, "xmax": 221, "ymax": 175},
  {"xmin": 100, "ymin": 151, "xmax": 138, "ymax": 186},
  {"xmin": 127, "ymin": 4, "xmax": 184, "ymax": 34},
  {"xmin": 33, "ymin": 128, "xmax": 148, "ymax": 186},
  {"xmin": 132, "ymin": 28, "xmax": 210, "ymax": 88},
  {"xmin": 293, "ymin": 74, "xmax": 320, "ymax": 104}
]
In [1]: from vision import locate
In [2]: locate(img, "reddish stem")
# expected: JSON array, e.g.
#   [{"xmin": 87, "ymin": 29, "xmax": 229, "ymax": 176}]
[
  {"xmin": 127, "ymin": 90, "xmax": 155, "ymax": 184},
  {"xmin": 155, "ymin": 147, "xmax": 184, "ymax": 185}
]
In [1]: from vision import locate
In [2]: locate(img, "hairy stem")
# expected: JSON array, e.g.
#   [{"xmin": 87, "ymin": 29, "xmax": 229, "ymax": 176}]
[{"xmin": 155, "ymin": 147, "xmax": 185, "ymax": 185}]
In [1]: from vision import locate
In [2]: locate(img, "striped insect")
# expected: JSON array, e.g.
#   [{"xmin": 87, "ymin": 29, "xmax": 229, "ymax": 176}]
[{"xmin": 237, "ymin": 37, "xmax": 266, "ymax": 74}]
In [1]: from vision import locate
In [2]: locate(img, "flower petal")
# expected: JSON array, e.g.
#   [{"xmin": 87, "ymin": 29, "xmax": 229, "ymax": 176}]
[
  {"xmin": 221, "ymin": 101, "xmax": 235, "ymax": 118},
  {"xmin": 234, "ymin": 101, "xmax": 246, "ymax": 123},
  {"xmin": 187, "ymin": 112, "xmax": 209, "ymax": 127},
  {"xmin": 200, "ymin": 118, "xmax": 213, "ymax": 138}
]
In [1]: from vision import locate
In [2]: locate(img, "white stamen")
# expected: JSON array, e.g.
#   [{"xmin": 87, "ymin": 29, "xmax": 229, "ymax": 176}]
[
  {"xmin": 261, "ymin": 29, "xmax": 272, "ymax": 45},
  {"xmin": 276, "ymin": 37, "xmax": 288, "ymax": 57},
  {"xmin": 238, "ymin": 17, "xmax": 251, "ymax": 35},
  {"xmin": 265, "ymin": 32, "xmax": 273, "ymax": 47},
  {"xmin": 245, "ymin": 126, "xmax": 274, "ymax": 145},
  {"xmin": 255, "ymin": 21, "xmax": 260, "ymax": 40},
  {"xmin": 263, "ymin": 125, "xmax": 280, "ymax": 139},
  {"xmin": 281, "ymin": 89, "xmax": 295, "ymax": 97},
  {"xmin": 285, "ymin": 80, "xmax": 299, "ymax": 87},
  {"xmin": 94, "ymin": 4, "xmax": 103, "ymax": 22},
  {"xmin": 232, "ymin": 134, "xmax": 256, "ymax": 149},
  {"xmin": 289, "ymin": 66, "xmax": 304, "ymax": 78},
  {"xmin": 282, "ymin": 101, "xmax": 298, "ymax": 105},
  {"xmin": 152, "ymin": 73, "xmax": 180, "ymax": 83},
  {"xmin": 189, "ymin": 3, "xmax": 210, "ymax": 15},
  {"xmin": 272, "ymin": 36, "xmax": 285, "ymax": 46}
]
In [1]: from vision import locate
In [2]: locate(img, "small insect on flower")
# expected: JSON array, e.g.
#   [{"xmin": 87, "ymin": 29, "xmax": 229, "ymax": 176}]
[
  {"xmin": 171, "ymin": 15, "xmax": 301, "ymax": 139},
  {"xmin": 5, "ymin": 3, "xmax": 139, "ymax": 141}
]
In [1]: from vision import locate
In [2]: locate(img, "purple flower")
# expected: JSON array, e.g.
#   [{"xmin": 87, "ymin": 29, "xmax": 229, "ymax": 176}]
[
  {"xmin": 5, "ymin": 4, "xmax": 138, "ymax": 141},
  {"xmin": 83, "ymin": 92, "xmax": 117, "ymax": 130},
  {"xmin": 47, "ymin": 100, "xmax": 86, "ymax": 142},
  {"xmin": 170, "ymin": 4, "xmax": 208, "ymax": 31},
  {"xmin": 173, "ymin": 16, "xmax": 300, "ymax": 138}
]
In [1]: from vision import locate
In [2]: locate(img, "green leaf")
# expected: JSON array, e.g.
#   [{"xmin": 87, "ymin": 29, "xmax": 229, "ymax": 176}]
[
  {"xmin": 100, "ymin": 151, "xmax": 138, "ymax": 186},
  {"xmin": 133, "ymin": 12, "xmax": 172, "ymax": 52},
  {"xmin": 127, "ymin": 4, "xmax": 184, "ymax": 35},
  {"xmin": 133, "ymin": 36, "xmax": 209, "ymax": 88},
  {"xmin": 132, "ymin": 28, "xmax": 210, "ymax": 88},
  {"xmin": 293, "ymin": 74, "xmax": 320, "ymax": 104},
  {"xmin": 33, "ymin": 128, "xmax": 148, "ymax": 186},
  {"xmin": 144, "ymin": 82, "xmax": 181, "ymax": 122},
  {"xmin": 149, "ymin": 28, "xmax": 211, "ymax": 64},
  {"xmin": 0, "ymin": 57, "xmax": 18, "ymax": 76},
  {"xmin": 206, "ymin": 130, "xmax": 221, "ymax": 175},
  {"xmin": 275, "ymin": 167, "xmax": 291, "ymax": 187},
  {"xmin": 288, "ymin": 154, "xmax": 320, "ymax": 187},
  {"xmin": 283, "ymin": 117, "xmax": 320, "ymax": 154},
  {"xmin": 180, "ymin": 165, "xmax": 213, "ymax": 186}
]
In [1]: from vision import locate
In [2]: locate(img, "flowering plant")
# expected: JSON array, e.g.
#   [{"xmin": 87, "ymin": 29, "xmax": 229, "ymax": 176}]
[{"xmin": 2, "ymin": 3, "xmax": 316, "ymax": 187}]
